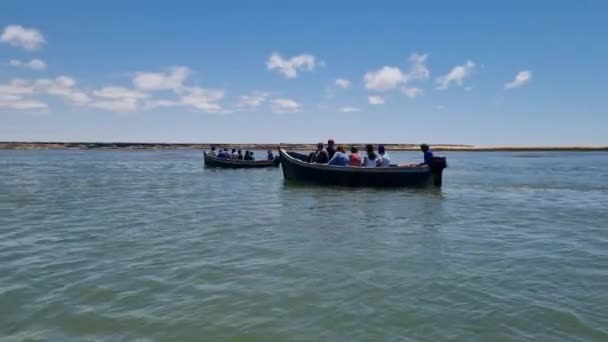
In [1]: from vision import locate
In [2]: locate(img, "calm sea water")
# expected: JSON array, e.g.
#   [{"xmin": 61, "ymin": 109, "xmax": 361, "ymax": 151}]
[{"xmin": 1, "ymin": 149, "xmax": 607, "ymax": 341}]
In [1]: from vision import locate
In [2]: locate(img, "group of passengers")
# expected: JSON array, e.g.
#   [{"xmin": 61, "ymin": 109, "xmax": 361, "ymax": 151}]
[
  {"xmin": 308, "ymin": 139, "xmax": 433, "ymax": 167},
  {"xmin": 208, "ymin": 147, "xmax": 275, "ymax": 161}
]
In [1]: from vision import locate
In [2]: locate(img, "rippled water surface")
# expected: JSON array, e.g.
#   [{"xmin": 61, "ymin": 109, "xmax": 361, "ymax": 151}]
[{"xmin": 1, "ymin": 149, "xmax": 607, "ymax": 341}]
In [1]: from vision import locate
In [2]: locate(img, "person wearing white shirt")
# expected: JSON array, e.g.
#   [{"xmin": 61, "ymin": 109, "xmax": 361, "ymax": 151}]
[{"xmin": 377, "ymin": 144, "xmax": 391, "ymax": 167}]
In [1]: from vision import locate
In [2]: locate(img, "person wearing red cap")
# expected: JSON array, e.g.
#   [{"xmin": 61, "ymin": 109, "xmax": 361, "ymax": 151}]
[{"xmin": 327, "ymin": 139, "xmax": 336, "ymax": 159}]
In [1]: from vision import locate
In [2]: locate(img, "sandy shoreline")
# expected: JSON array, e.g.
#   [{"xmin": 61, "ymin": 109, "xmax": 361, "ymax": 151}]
[{"xmin": 1, "ymin": 142, "xmax": 607, "ymax": 152}]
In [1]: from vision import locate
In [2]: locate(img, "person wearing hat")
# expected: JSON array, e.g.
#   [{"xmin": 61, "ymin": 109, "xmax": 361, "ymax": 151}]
[
  {"xmin": 377, "ymin": 144, "xmax": 391, "ymax": 167},
  {"xmin": 326, "ymin": 139, "xmax": 336, "ymax": 159}
]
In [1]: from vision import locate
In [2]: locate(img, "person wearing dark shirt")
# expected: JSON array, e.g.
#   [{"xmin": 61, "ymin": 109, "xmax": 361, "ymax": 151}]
[
  {"xmin": 326, "ymin": 139, "xmax": 336, "ymax": 159},
  {"xmin": 244, "ymin": 151, "xmax": 252, "ymax": 160},
  {"xmin": 419, "ymin": 144, "xmax": 434, "ymax": 166},
  {"xmin": 267, "ymin": 150, "xmax": 275, "ymax": 161},
  {"xmin": 249, "ymin": 151, "xmax": 255, "ymax": 160},
  {"xmin": 314, "ymin": 142, "xmax": 329, "ymax": 164},
  {"xmin": 237, "ymin": 150, "xmax": 243, "ymax": 160}
]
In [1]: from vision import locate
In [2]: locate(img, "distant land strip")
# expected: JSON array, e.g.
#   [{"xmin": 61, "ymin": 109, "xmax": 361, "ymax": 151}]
[{"xmin": 1, "ymin": 142, "xmax": 607, "ymax": 152}]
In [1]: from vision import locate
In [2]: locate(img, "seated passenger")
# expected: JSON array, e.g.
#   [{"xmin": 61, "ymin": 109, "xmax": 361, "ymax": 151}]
[
  {"xmin": 249, "ymin": 151, "xmax": 255, "ymax": 160},
  {"xmin": 418, "ymin": 144, "xmax": 434, "ymax": 166},
  {"xmin": 326, "ymin": 139, "xmax": 336, "ymax": 159},
  {"xmin": 231, "ymin": 149, "xmax": 238, "ymax": 159},
  {"xmin": 377, "ymin": 144, "xmax": 391, "ymax": 167},
  {"xmin": 237, "ymin": 150, "xmax": 243, "ymax": 160},
  {"xmin": 267, "ymin": 149, "xmax": 275, "ymax": 161},
  {"xmin": 363, "ymin": 144, "xmax": 379, "ymax": 167},
  {"xmin": 349, "ymin": 146, "xmax": 362, "ymax": 166},
  {"xmin": 209, "ymin": 146, "xmax": 217, "ymax": 156},
  {"xmin": 327, "ymin": 145, "xmax": 349, "ymax": 166},
  {"xmin": 244, "ymin": 150, "xmax": 252, "ymax": 160},
  {"xmin": 310, "ymin": 142, "xmax": 329, "ymax": 164}
]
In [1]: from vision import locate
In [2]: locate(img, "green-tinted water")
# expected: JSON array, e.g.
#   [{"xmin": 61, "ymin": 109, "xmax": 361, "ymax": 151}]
[{"xmin": 1, "ymin": 150, "xmax": 607, "ymax": 341}]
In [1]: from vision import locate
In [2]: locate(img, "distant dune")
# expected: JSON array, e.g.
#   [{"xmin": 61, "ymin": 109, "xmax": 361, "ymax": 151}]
[{"xmin": 1, "ymin": 142, "xmax": 607, "ymax": 151}]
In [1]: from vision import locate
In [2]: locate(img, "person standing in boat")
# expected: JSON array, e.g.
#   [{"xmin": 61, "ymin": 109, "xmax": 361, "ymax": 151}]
[
  {"xmin": 326, "ymin": 139, "xmax": 336, "ymax": 159},
  {"xmin": 349, "ymin": 146, "xmax": 362, "ymax": 166},
  {"xmin": 377, "ymin": 144, "xmax": 391, "ymax": 167},
  {"xmin": 327, "ymin": 145, "xmax": 349, "ymax": 166},
  {"xmin": 363, "ymin": 144, "xmax": 379, "ymax": 167},
  {"xmin": 209, "ymin": 146, "xmax": 217, "ymax": 157},
  {"xmin": 267, "ymin": 149, "xmax": 275, "ymax": 161},
  {"xmin": 418, "ymin": 144, "xmax": 434, "ymax": 166}
]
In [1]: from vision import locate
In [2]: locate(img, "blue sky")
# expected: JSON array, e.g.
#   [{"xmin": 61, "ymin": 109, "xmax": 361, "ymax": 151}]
[{"xmin": 1, "ymin": 0, "xmax": 606, "ymax": 145}]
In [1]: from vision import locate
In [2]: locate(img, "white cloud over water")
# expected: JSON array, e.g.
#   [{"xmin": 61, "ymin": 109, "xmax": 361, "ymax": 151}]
[
  {"xmin": 9, "ymin": 59, "xmax": 47, "ymax": 70},
  {"xmin": 266, "ymin": 53, "xmax": 316, "ymax": 79},
  {"xmin": 436, "ymin": 60, "xmax": 476, "ymax": 90},
  {"xmin": 1, "ymin": 25, "xmax": 45, "ymax": 50},
  {"xmin": 505, "ymin": 70, "xmax": 532, "ymax": 89}
]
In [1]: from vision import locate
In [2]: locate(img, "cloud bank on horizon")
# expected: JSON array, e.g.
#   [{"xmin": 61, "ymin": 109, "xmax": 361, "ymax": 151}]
[{"xmin": 0, "ymin": 23, "xmax": 533, "ymax": 116}]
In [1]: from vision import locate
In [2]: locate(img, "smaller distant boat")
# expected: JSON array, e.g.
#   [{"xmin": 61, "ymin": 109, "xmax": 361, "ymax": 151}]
[
  {"xmin": 278, "ymin": 148, "xmax": 447, "ymax": 187},
  {"xmin": 203, "ymin": 152, "xmax": 279, "ymax": 168}
]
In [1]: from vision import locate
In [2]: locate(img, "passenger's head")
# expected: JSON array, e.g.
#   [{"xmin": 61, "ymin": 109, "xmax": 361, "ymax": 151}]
[
  {"xmin": 327, "ymin": 139, "xmax": 335, "ymax": 147},
  {"xmin": 337, "ymin": 145, "xmax": 345, "ymax": 153},
  {"xmin": 378, "ymin": 144, "xmax": 386, "ymax": 155},
  {"xmin": 211, "ymin": 146, "xmax": 216, "ymax": 151},
  {"xmin": 224, "ymin": 148, "xmax": 228, "ymax": 151},
  {"xmin": 232, "ymin": 149, "xmax": 236, "ymax": 153},
  {"xmin": 420, "ymin": 144, "xmax": 429, "ymax": 152},
  {"xmin": 350, "ymin": 146, "xmax": 358, "ymax": 154},
  {"xmin": 317, "ymin": 142, "xmax": 324, "ymax": 150},
  {"xmin": 238, "ymin": 149, "xmax": 241, "ymax": 153},
  {"xmin": 267, "ymin": 149, "xmax": 272, "ymax": 154},
  {"xmin": 365, "ymin": 144, "xmax": 374, "ymax": 153},
  {"xmin": 250, "ymin": 151, "xmax": 254, "ymax": 156},
  {"xmin": 245, "ymin": 150, "xmax": 249, "ymax": 155}
]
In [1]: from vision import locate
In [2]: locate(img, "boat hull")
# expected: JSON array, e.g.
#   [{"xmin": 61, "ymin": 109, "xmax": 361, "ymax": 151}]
[
  {"xmin": 279, "ymin": 148, "xmax": 445, "ymax": 187},
  {"xmin": 204, "ymin": 152, "xmax": 278, "ymax": 168}
]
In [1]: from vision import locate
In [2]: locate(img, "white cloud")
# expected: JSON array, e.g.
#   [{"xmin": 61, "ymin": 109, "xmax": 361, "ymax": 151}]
[
  {"xmin": 0, "ymin": 79, "xmax": 34, "ymax": 94},
  {"xmin": 90, "ymin": 98, "xmax": 138, "ymax": 112},
  {"xmin": 407, "ymin": 53, "xmax": 430, "ymax": 80},
  {"xmin": 1, "ymin": 25, "xmax": 45, "ymax": 50},
  {"xmin": 36, "ymin": 76, "xmax": 90, "ymax": 105},
  {"xmin": 266, "ymin": 53, "xmax": 316, "ymax": 78},
  {"xmin": 133, "ymin": 66, "xmax": 190, "ymax": 91},
  {"xmin": 364, "ymin": 66, "xmax": 405, "ymax": 91},
  {"xmin": 401, "ymin": 86, "xmax": 424, "ymax": 98},
  {"xmin": 436, "ymin": 60, "xmax": 476, "ymax": 90},
  {"xmin": 93, "ymin": 86, "xmax": 149, "ymax": 100},
  {"xmin": 88, "ymin": 86, "xmax": 149, "ymax": 112},
  {"xmin": 504, "ymin": 70, "xmax": 532, "ymax": 89},
  {"xmin": 335, "ymin": 78, "xmax": 351, "ymax": 89},
  {"xmin": 0, "ymin": 93, "xmax": 47, "ymax": 111},
  {"xmin": 340, "ymin": 106, "xmax": 360, "ymax": 112},
  {"xmin": 178, "ymin": 86, "xmax": 226, "ymax": 113},
  {"xmin": 9, "ymin": 59, "xmax": 47, "ymax": 70},
  {"xmin": 363, "ymin": 53, "xmax": 430, "ymax": 92},
  {"xmin": 270, "ymin": 98, "xmax": 300, "ymax": 113},
  {"xmin": 368, "ymin": 96, "xmax": 385, "ymax": 105},
  {"xmin": 237, "ymin": 91, "xmax": 270, "ymax": 109}
]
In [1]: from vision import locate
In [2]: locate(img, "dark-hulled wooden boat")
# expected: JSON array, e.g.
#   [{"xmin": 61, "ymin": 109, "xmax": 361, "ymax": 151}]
[
  {"xmin": 278, "ymin": 148, "xmax": 447, "ymax": 187},
  {"xmin": 203, "ymin": 152, "xmax": 279, "ymax": 168}
]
